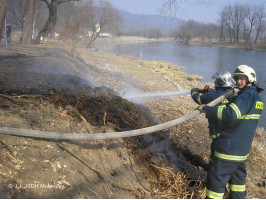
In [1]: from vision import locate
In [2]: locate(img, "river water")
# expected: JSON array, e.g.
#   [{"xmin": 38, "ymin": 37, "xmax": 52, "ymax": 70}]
[{"xmin": 104, "ymin": 41, "xmax": 266, "ymax": 128}]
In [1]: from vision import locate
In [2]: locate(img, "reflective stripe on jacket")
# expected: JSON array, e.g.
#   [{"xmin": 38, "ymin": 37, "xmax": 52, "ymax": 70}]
[
  {"xmin": 204, "ymin": 85, "xmax": 264, "ymax": 162},
  {"xmin": 191, "ymin": 88, "xmax": 227, "ymax": 138}
]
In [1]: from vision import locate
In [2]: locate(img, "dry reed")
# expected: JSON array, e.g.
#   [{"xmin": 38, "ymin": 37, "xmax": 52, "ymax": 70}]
[{"xmin": 150, "ymin": 163, "xmax": 206, "ymax": 199}]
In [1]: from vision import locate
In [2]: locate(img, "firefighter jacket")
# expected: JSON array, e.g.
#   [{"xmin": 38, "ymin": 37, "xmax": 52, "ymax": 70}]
[
  {"xmin": 204, "ymin": 85, "xmax": 264, "ymax": 162},
  {"xmin": 191, "ymin": 88, "xmax": 228, "ymax": 138}
]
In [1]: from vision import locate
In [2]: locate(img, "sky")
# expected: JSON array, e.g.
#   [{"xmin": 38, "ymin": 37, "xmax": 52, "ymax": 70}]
[{"xmin": 108, "ymin": 0, "xmax": 266, "ymax": 24}]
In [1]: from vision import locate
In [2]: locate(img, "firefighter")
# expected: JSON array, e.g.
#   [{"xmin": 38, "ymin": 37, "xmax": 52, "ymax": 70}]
[
  {"xmin": 191, "ymin": 71, "xmax": 236, "ymax": 161},
  {"xmin": 198, "ymin": 65, "xmax": 264, "ymax": 199}
]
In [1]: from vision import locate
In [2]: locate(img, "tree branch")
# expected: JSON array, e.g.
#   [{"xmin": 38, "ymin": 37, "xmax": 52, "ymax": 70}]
[
  {"xmin": 40, "ymin": 0, "xmax": 51, "ymax": 10},
  {"xmin": 58, "ymin": 0, "xmax": 80, "ymax": 5}
]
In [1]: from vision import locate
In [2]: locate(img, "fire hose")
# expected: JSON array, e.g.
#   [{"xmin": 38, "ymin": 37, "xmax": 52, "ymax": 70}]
[{"xmin": 0, "ymin": 88, "xmax": 238, "ymax": 140}]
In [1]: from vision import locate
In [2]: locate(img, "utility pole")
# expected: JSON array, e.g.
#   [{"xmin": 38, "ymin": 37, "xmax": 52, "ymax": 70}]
[{"xmin": 4, "ymin": 17, "xmax": 7, "ymax": 48}]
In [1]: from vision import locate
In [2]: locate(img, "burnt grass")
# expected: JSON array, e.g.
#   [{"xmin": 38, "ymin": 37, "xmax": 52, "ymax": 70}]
[{"xmin": 0, "ymin": 56, "xmax": 155, "ymax": 132}]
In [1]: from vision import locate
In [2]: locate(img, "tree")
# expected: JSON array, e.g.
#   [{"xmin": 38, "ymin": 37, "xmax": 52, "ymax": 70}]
[
  {"xmin": 147, "ymin": 28, "xmax": 164, "ymax": 39},
  {"xmin": 254, "ymin": 6, "xmax": 265, "ymax": 44},
  {"xmin": 5, "ymin": 0, "xmax": 28, "ymax": 32},
  {"xmin": 244, "ymin": 5, "xmax": 258, "ymax": 43},
  {"xmin": 174, "ymin": 21, "xmax": 194, "ymax": 44},
  {"xmin": 160, "ymin": 0, "xmax": 208, "ymax": 16},
  {"xmin": 220, "ymin": 3, "xmax": 265, "ymax": 44},
  {"xmin": 219, "ymin": 12, "xmax": 226, "ymax": 42},
  {"xmin": 36, "ymin": 0, "xmax": 79, "ymax": 43},
  {"xmin": 232, "ymin": 3, "xmax": 246, "ymax": 43},
  {"xmin": 56, "ymin": 0, "xmax": 121, "ymax": 49},
  {"xmin": 0, "ymin": 0, "xmax": 9, "ymax": 42},
  {"xmin": 172, "ymin": 20, "xmax": 219, "ymax": 44},
  {"xmin": 220, "ymin": 4, "xmax": 245, "ymax": 43},
  {"xmin": 85, "ymin": 0, "xmax": 122, "ymax": 47},
  {"xmin": 21, "ymin": 0, "xmax": 37, "ymax": 45}
]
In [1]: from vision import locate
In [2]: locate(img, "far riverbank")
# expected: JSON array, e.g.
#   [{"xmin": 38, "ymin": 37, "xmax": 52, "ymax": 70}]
[
  {"xmin": 93, "ymin": 36, "xmax": 266, "ymax": 52},
  {"xmin": 185, "ymin": 38, "xmax": 266, "ymax": 52}
]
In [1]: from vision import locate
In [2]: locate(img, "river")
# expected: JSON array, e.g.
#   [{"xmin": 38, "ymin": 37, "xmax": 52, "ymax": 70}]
[{"xmin": 104, "ymin": 41, "xmax": 266, "ymax": 128}]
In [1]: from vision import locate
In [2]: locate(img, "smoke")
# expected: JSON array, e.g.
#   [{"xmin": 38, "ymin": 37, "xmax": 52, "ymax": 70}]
[
  {"xmin": 143, "ymin": 133, "xmax": 190, "ymax": 172},
  {"xmin": 29, "ymin": 52, "xmax": 98, "ymax": 89}
]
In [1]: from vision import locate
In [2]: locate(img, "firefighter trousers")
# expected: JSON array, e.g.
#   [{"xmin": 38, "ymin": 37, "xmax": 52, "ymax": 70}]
[{"xmin": 206, "ymin": 158, "xmax": 247, "ymax": 199}]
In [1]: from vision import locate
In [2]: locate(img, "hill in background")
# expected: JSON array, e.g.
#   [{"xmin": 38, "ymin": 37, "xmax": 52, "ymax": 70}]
[{"xmin": 117, "ymin": 10, "xmax": 182, "ymax": 34}]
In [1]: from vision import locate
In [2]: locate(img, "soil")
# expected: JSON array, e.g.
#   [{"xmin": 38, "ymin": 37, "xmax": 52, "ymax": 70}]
[{"xmin": 0, "ymin": 41, "xmax": 265, "ymax": 199}]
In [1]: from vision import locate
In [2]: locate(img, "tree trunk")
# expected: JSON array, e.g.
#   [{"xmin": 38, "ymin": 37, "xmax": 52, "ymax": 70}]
[
  {"xmin": 36, "ymin": 1, "xmax": 59, "ymax": 43},
  {"xmin": 0, "ymin": 0, "xmax": 9, "ymax": 43},
  {"xmin": 37, "ymin": 8, "xmax": 57, "ymax": 41},
  {"xmin": 21, "ymin": 0, "xmax": 37, "ymax": 45},
  {"xmin": 35, "ymin": 0, "xmax": 80, "ymax": 43}
]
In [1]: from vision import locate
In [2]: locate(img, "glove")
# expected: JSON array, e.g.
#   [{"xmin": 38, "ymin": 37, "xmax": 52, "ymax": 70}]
[
  {"xmin": 199, "ymin": 85, "xmax": 210, "ymax": 93},
  {"xmin": 197, "ymin": 104, "xmax": 206, "ymax": 113},
  {"xmin": 191, "ymin": 88, "xmax": 200, "ymax": 94}
]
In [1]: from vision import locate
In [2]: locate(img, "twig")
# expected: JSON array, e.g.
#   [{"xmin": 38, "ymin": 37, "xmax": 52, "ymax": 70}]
[{"xmin": 103, "ymin": 112, "xmax": 107, "ymax": 125}]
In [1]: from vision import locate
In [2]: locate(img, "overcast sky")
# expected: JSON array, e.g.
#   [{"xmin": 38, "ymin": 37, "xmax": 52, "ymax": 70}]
[{"xmin": 108, "ymin": 0, "xmax": 266, "ymax": 23}]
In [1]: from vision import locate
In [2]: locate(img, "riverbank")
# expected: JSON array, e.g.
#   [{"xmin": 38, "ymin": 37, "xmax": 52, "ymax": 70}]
[
  {"xmin": 75, "ymin": 43, "xmax": 266, "ymax": 198},
  {"xmin": 91, "ymin": 36, "xmax": 266, "ymax": 52},
  {"xmin": 189, "ymin": 38, "xmax": 266, "ymax": 52},
  {"xmin": 81, "ymin": 44, "xmax": 266, "ymax": 197},
  {"xmin": 0, "ymin": 41, "xmax": 265, "ymax": 198}
]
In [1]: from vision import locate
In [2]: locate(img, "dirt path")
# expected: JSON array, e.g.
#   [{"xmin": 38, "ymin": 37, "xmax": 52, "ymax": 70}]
[{"xmin": 0, "ymin": 42, "xmax": 265, "ymax": 198}]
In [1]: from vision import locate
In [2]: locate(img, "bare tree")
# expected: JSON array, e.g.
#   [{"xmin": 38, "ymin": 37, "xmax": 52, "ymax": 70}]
[
  {"xmin": 5, "ymin": 0, "xmax": 46, "ymax": 42},
  {"xmin": 173, "ymin": 21, "xmax": 193, "ymax": 44},
  {"xmin": 59, "ymin": 2, "xmax": 88, "ymax": 52},
  {"xmin": 5, "ymin": 0, "xmax": 28, "ymax": 32},
  {"xmin": 233, "ymin": 3, "xmax": 246, "ymax": 43},
  {"xmin": 147, "ymin": 28, "xmax": 164, "ymax": 39},
  {"xmin": 161, "ymin": 0, "xmax": 182, "ymax": 16},
  {"xmin": 219, "ymin": 12, "xmax": 225, "ymax": 42},
  {"xmin": 220, "ymin": 4, "xmax": 246, "ymax": 43},
  {"xmin": 36, "ymin": 0, "xmax": 79, "ymax": 43},
  {"xmin": 172, "ymin": 19, "xmax": 219, "ymax": 44},
  {"xmin": 85, "ymin": 0, "xmax": 122, "ymax": 47},
  {"xmin": 21, "ymin": 0, "xmax": 37, "ymax": 44},
  {"xmin": 56, "ymin": 1, "xmax": 76, "ymax": 37},
  {"xmin": 160, "ymin": 0, "xmax": 208, "ymax": 16},
  {"xmin": 244, "ymin": 5, "xmax": 258, "ymax": 43},
  {"xmin": 56, "ymin": 0, "xmax": 121, "ymax": 50},
  {"xmin": 33, "ymin": 2, "xmax": 49, "ymax": 39},
  {"xmin": 220, "ymin": 5, "xmax": 234, "ymax": 42},
  {"xmin": 0, "ymin": 0, "xmax": 9, "ymax": 42},
  {"xmin": 254, "ymin": 6, "xmax": 265, "ymax": 44},
  {"xmin": 220, "ymin": 3, "xmax": 265, "ymax": 44}
]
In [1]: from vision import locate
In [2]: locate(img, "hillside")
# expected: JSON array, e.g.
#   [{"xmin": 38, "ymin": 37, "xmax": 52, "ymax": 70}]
[{"xmin": 117, "ymin": 10, "xmax": 182, "ymax": 34}]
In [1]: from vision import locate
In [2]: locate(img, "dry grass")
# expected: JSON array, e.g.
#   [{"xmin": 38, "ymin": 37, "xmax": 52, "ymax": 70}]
[
  {"xmin": 250, "ymin": 127, "xmax": 266, "ymax": 167},
  {"xmin": 150, "ymin": 163, "xmax": 205, "ymax": 199},
  {"xmin": 136, "ymin": 60, "xmax": 203, "ymax": 90},
  {"xmin": 246, "ymin": 128, "xmax": 266, "ymax": 198}
]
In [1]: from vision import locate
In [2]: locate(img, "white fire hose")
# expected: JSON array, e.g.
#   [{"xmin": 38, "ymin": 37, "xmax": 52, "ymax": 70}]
[{"xmin": 0, "ymin": 88, "xmax": 238, "ymax": 140}]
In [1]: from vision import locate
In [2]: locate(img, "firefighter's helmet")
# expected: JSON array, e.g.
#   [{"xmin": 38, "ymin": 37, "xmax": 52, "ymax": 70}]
[
  {"xmin": 233, "ymin": 65, "xmax": 257, "ymax": 83},
  {"xmin": 212, "ymin": 71, "xmax": 236, "ymax": 88}
]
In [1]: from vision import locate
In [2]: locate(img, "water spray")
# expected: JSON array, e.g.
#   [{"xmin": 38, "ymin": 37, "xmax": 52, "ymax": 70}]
[{"xmin": 124, "ymin": 90, "xmax": 190, "ymax": 100}]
